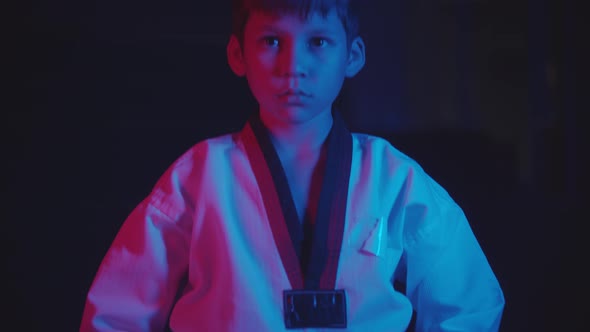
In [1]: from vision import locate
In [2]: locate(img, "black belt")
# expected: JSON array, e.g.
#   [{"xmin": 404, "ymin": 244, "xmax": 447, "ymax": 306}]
[{"xmin": 284, "ymin": 289, "xmax": 347, "ymax": 328}]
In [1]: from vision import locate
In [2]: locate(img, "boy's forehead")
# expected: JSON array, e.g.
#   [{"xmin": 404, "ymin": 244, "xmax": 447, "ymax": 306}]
[{"xmin": 246, "ymin": 9, "xmax": 343, "ymax": 33}]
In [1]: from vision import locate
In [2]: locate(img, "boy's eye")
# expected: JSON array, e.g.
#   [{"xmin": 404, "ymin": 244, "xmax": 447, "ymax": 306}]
[
  {"xmin": 310, "ymin": 37, "xmax": 328, "ymax": 47},
  {"xmin": 262, "ymin": 36, "xmax": 279, "ymax": 47}
]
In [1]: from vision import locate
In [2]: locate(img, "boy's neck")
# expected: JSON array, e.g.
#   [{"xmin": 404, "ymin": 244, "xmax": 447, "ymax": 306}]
[{"xmin": 259, "ymin": 110, "xmax": 334, "ymax": 163}]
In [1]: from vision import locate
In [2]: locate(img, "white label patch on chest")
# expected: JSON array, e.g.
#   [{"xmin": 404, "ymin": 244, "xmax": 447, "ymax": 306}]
[
  {"xmin": 360, "ymin": 216, "xmax": 387, "ymax": 256},
  {"xmin": 347, "ymin": 216, "xmax": 388, "ymax": 257}
]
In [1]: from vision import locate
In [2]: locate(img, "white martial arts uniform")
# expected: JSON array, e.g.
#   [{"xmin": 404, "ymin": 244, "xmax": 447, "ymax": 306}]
[{"xmin": 80, "ymin": 115, "xmax": 504, "ymax": 332}]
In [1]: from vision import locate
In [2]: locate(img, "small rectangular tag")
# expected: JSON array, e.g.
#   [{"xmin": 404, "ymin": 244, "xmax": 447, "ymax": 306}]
[{"xmin": 283, "ymin": 289, "xmax": 347, "ymax": 329}]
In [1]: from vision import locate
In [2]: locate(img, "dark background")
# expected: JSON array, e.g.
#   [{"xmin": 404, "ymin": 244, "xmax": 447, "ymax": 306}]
[{"xmin": 15, "ymin": 0, "xmax": 585, "ymax": 330}]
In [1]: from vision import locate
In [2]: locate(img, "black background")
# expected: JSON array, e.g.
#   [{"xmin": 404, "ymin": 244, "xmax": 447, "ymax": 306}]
[{"xmin": 16, "ymin": 0, "xmax": 585, "ymax": 330}]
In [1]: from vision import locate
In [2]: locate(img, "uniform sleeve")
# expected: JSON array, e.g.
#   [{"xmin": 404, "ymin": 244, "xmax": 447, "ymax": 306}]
[
  {"xmin": 80, "ymin": 157, "xmax": 195, "ymax": 331},
  {"xmin": 402, "ymin": 180, "xmax": 505, "ymax": 331}
]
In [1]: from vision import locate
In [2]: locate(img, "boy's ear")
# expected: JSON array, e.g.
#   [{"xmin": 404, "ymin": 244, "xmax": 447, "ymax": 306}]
[
  {"xmin": 345, "ymin": 36, "xmax": 366, "ymax": 78},
  {"xmin": 227, "ymin": 35, "xmax": 246, "ymax": 77}
]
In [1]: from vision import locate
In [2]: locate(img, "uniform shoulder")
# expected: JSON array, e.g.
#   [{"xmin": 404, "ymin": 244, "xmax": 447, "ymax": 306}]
[
  {"xmin": 351, "ymin": 132, "xmax": 423, "ymax": 170},
  {"xmin": 352, "ymin": 131, "xmax": 457, "ymax": 209},
  {"xmin": 147, "ymin": 131, "xmax": 240, "ymax": 217},
  {"xmin": 352, "ymin": 133, "xmax": 466, "ymax": 252},
  {"xmin": 170, "ymin": 132, "xmax": 240, "ymax": 170}
]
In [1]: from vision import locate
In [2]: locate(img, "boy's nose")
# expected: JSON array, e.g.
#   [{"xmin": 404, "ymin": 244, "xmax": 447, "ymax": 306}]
[{"xmin": 278, "ymin": 42, "xmax": 308, "ymax": 77}]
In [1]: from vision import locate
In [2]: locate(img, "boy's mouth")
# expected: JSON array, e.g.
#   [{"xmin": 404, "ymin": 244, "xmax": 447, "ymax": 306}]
[
  {"xmin": 277, "ymin": 89, "xmax": 310, "ymax": 106},
  {"xmin": 278, "ymin": 89, "xmax": 310, "ymax": 97}
]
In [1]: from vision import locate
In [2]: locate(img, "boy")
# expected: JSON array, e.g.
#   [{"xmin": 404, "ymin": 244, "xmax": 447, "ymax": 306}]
[{"xmin": 81, "ymin": 0, "xmax": 505, "ymax": 331}]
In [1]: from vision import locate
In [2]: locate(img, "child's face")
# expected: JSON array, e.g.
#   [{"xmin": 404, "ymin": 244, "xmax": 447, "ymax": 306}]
[{"xmin": 230, "ymin": 9, "xmax": 360, "ymax": 126}]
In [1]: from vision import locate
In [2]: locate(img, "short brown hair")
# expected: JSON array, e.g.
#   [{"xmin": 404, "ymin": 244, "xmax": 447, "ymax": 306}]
[{"xmin": 231, "ymin": 0, "xmax": 360, "ymax": 49}]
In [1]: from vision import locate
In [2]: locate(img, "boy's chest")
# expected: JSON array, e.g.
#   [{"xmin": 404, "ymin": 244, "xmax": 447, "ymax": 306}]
[
  {"xmin": 276, "ymin": 147, "xmax": 328, "ymax": 223},
  {"xmin": 283, "ymin": 168, "xmax": 314, "ymax": 223}
]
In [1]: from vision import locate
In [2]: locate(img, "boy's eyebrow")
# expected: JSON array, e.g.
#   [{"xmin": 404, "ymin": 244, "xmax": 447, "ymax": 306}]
[
  {"xmin": 307, "ymin": 28, "xmax": 338, "ymax": 35},
  {"xmin": 255, "ymin": 24, "xmax": 338, "ymax": 35},
  {"xmin": 256, "ymin": 24, "xmax": 283, "ymax": 33}
]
